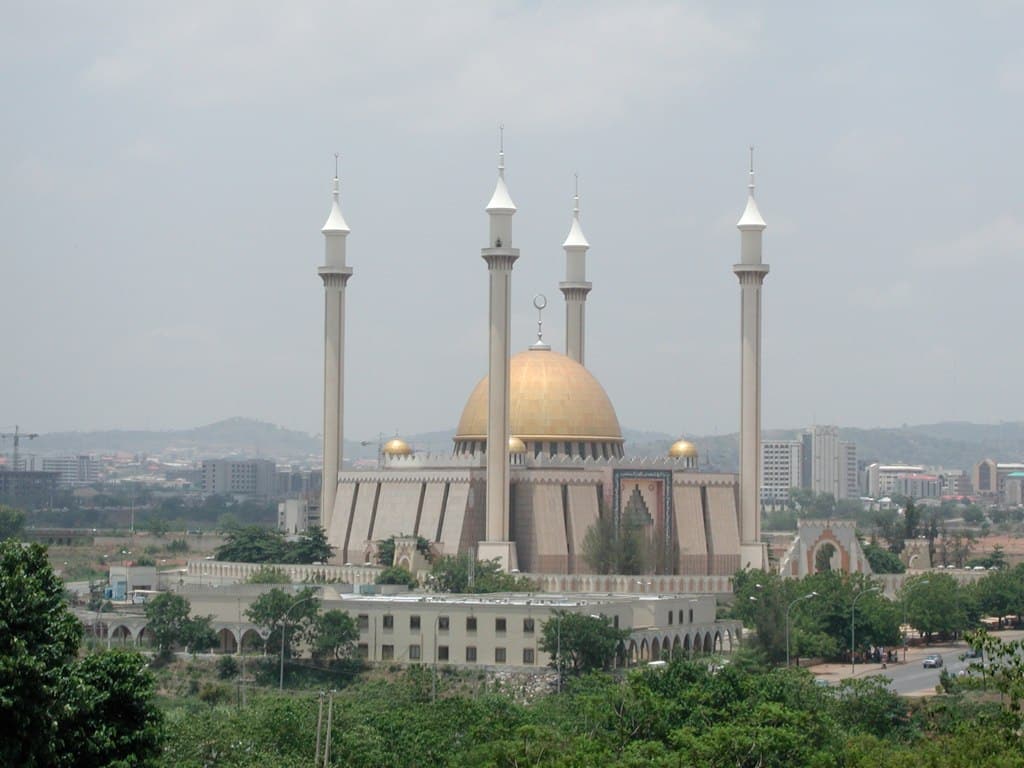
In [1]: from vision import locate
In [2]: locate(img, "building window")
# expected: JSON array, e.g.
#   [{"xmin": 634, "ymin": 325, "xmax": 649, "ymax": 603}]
[
  {"xmin": 614, "ymin": 615, "xmax": 619, "ymax": 628},
  {"xmin": 495, "ymin": 617, "xmax": 507, "ymax": 633},
  {"xmin": 466, "ymin": 646, "xmax": 477, "ymax": 663},
  {"xmin": 523, "ymin": 648, "xmax": 535, "ymax": 665},
  {"xmin": 678, "ymin": 610, "xmax": 683, "ymax": 624},
  {"xmin": 668, "ymin": 612, "xmax": 673, "ymax": 625},
  {"xmin": 688, "ymin": 608, "xmax": 694, "ymax": 623},
  {"xmin": 358, "ymin": 614, "xmax": 369, "ymax": 631},
  {"xmin": 383, "ymin": 615, "xmax": 394, "ymax": 630},
  {"xmin": 466, "ymin": 616, "xmax": 477, "ymax": 632},
  {"xmin": 438, "ymin": 615, "xmax": 450, "ymax": 631},
  {"xmin": 382, "ymin": 645, "xmax": 394, "ymax": 660},
  {"xmin": 438, "ymin": 645, "xmax": 449, "ymax": 662},
  {"xmin": 495, "ymin": 647, "xmax": 507, "ymax": 663},
  {"xmin": 409, "ymin": 644, "xmax": 421, "ymax": 661},
  {"xmin": 523, "ymin": 618, "xmax": 535, "ymax": 634},
  {"xmin": 357, "ymin": 643, "xmax": 368, "ymax": 659},
  {"xmin": 410, "ymin": 615, "xmax": 421, "ymax": 631}
]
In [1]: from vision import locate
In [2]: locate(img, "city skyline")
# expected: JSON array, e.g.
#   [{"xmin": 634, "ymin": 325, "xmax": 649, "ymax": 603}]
[{"xmin": 3, "ymin": 3, "xmax": 1022, "ymax": 439}]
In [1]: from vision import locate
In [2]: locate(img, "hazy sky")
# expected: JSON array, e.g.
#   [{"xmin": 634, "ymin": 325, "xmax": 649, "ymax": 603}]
[{"xmin": 2, "ymin": 2, "xmax": 1022, "ymax": 442}]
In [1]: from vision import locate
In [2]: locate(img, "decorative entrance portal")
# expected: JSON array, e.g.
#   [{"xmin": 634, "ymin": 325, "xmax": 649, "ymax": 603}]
[{"xmin": 612, "ymin": 469, "xmax": 676, "ymax": 574}]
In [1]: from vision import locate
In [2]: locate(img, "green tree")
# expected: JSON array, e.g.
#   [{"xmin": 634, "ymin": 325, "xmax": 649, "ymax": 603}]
[
  {"xmin": 312, "ymin": 610, "xmax": 359, "ymax": 661},
  {"xmin": 427, "ymin": 554, "xmax": 535, "ymax": 594},
  {"xmin": 376, "ymin": 565, "xmax": 417, "ymax": 588},
  {"xmin": 181, "ymin": 613, "xmax": 218, "ymax": 654},
  {"xmin": 862, "ymin": 542, "xmax": 906, "ymax": 574},
  {"xmin": 905, "ymin": 572, "xmax": 966, "ymax": 642},
  {"xmin": 55, "ymin": 650, "xmax": 163, "ymax": 767},
  {"xmin": 581, "ymin": 513, "xmax": 651, "ymax": 575},
  {"xmin": 289, "ymin": 525, "xmax": 334, "ymax": 564},
  {"xmin": 146, "ymin": 516, "xmax": 170, "ymax": 537},
  {"xmin": 539, "ymin": 611, "xmax": 629, "ymax": 675},
  {"xmin": 0, "ymin": 505, "xmax": 26, "ymax": 540},
  {"xmin": 247, "ymin": 565, "xmax": 292, "ymax": 584},
  {"xmin": 245, "ymin": 587, "xmax": 320, "ymax": 657},
  {"xmin": 0, "ymin": 541, "xmax": 161, "ymax": 767},
  {"xmin": 144, "ymin": 592, "xmax": 192, "ymax": 654},
  {"xmin": 215, "ymin": 525, "xmax": 288, "ymax": 563}
]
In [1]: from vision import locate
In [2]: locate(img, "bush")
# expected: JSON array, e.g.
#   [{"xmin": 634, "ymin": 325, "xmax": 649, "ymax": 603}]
[{"xmin": 216, "ymin": 655, "xmax": 239, "ymax": 680}]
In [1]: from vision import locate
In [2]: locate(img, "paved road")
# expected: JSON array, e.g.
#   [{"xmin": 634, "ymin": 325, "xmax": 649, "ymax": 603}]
[{"xmin": 808, "ymin": 637, "xmax": 1021, "ymax": 696}]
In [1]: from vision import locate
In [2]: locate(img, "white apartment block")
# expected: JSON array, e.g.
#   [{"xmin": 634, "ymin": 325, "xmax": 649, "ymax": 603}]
[
  {"xmin": 806, "ymin": 426, "xmax": 857, "ymax": 500},
  {"xmin": 864, "ymin": 463, "xmax": 925, "ymax": 498},
  {"xmin": 201, "ymin": 459, "xmax": 277, "ymax": 497},
  {"xmin": 893, "ymin": 473, "xmax": 941, "ymax": 500},
  {"xmin": 40, "ymin": 455, "xmax": 99, "ymax": 487},
  {"xmin": 278, "ymin": 498, "xmax": 321, "ymax": 535},
  {"xmin": 760, "ymin": 440, "xmax": 802, "ymax": 504}
]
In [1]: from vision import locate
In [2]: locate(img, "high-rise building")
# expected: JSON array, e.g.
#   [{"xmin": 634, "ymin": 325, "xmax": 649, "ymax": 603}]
[
  {"xmin": 803, "ymin": 426, "xmax": 857, "ymax": 500},
  {"xmin": 760, "ymin": 440, "xmax": 802, "ymax": 504},
  {"xmin": 201, "ymin": 459, "xmax": 277, "ymax": 497},
  {"xmin": 41, "ymin": 455, "xmax": 99, "ymax": 487}
]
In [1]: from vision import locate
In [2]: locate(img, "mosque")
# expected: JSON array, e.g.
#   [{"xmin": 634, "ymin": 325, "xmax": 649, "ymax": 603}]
[{"xmin": 317, "ymin": 143, "xmax": 771, "ymax": 577}]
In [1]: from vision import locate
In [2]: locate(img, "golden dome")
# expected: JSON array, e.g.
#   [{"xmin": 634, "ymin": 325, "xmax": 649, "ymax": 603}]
[
  {"xmin": 508, "ymin": 436, "xmax": 527, "ymax": 454},
  {"xmin": 668, "ymin": 439, "xmax": 698, "ymax": 459},
  {"xmin": 455, "ymin": 349, "xmax": 623, "ymax": 443},
  {"xmin": 382, "ymin": 438, "xmax": 412, "ymax": 456}
]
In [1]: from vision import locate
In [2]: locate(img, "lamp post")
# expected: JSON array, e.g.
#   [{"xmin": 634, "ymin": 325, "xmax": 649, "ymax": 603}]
[
  {"xmin": 902, "ymin": 579, "xmax": 930, "ymax": 661},
  {"xmin": 851, "ymin": 586, "xmax": 882, "ymax": 675},
  {"xmin": 786, "ymin": 591, "xmax": 818, "ymax": 667},
  {"xmin": 279, "ymin": 593, "xmax": 318, "ymax": 690},
  {"xmin": 556, "ymin": 611, "xmax": 562, "ymax": 693}
]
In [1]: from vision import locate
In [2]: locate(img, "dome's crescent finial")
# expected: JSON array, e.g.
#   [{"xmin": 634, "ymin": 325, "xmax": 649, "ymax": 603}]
[
  {"xmin": 748, "ymin": 145, "xmax": 755, "ymax": 197},
  {"xmin": 530, "ymin": 294, "xmax": 550, "ymax": 351},
  {"xmin": 498, "ymin": 123, "xmax": 505, "ymax": 178}
]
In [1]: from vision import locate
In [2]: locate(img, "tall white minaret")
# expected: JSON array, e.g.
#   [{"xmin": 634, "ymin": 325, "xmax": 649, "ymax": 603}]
[
  {"xmin": 477, "ymin": 130, "xmax": 519, "ymax": 571},
  {"xmin": 319, "ymin": 156, "xmax": 353, "ymax": 538},
  {"xmin": 733, "ymin": 148, "xmax": 769, "ymax": 570},
  {"xmin": 559, "ymin": 176, "xmax": 591, "ymax": 364}
]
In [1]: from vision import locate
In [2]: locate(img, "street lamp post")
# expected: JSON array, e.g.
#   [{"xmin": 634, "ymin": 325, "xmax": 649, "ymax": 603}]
[
  {"xmin": 279, "ymin": 594, "xmax": 318, "ymax": 691},
  {"xmin": 786, "ymin": 591, "xmax": 818, "ymax": 667},
  {"xmin": 851, "ymin": 586, "xmax": 882, "ymax": 675},
  {"xmin": 901, "ymin": 579, "xmax": 930, "ymax": 661},
  {"xmin": 556, "ymin": 611, "xmax": 562, "ymax": 693}
]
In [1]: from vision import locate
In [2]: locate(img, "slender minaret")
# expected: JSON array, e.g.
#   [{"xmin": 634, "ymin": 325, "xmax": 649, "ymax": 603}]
[
  {"xmin": 319, "ymin": 156, "xmax": 353, "ymax": 537},
  {"xmin": 559, "ymin": 175, "xmax": 591, "ymax": 364},
  {"xmin": 733, "ymin": 148, "xmax": 769, "ymax": 570},
  {"xmin": 477, "ymin": 130, "xmax": 519, "ymax": 571}
]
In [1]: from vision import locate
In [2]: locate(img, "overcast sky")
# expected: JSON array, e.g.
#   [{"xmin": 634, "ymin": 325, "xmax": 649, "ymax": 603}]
[{"xmin": 2, "ymin": 2, "xmax": 1021, "ymax": 442}]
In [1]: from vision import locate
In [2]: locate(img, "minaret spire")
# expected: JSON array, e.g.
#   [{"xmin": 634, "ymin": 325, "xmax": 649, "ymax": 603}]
[
  {"xmin": 319, "ymin": 155, "xmax": 354, "ymax": 562},
  {"xmin": 478, "ymin": 129, "xmax": 520, "ymax": 572},
  {"xmin": 733, "ymin": 148, "xmax": 769, "ymax": 570},
  {"xmin": 560, "ymin": 174, "xmax": 592, "ymax": 364}
]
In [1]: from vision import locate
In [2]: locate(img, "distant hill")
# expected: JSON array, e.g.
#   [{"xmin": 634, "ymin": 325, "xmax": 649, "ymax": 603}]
[{"xmin": 20, "ymin": 418, "xmax": 1024, "ymax": 471}]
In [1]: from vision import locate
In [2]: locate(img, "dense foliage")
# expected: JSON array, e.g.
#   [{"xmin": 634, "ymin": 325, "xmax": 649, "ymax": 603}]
[
  {"xmin": 539, "ymin": 611, "xmax": 630, "ymax": 675},
  {"xmin": 732, "ymin": 570, "xmax": 900, "ymax": 663},
  {"xmin": 144, "ymin": 592, "xmax": 217, "ymax": 655},
  {"xmin": 426, "ymin": 554, "xmax": 536, "ymax": 593},
  {"xmin": 0, "ymin": 540, "xmax": 161, "ymax": 766},
  {"xmin": 215, "ymin": 525, "xmax": 334, "ymax": 564},
  {"xmin": 157, "ymin": 658, "xmax": 1024, "ymax": 767}
]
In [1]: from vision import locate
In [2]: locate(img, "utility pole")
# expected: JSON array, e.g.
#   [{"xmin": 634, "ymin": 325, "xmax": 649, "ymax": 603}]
[{"xmin": 0, "ymin": 425, "xmax": 39, "ymax": 471}]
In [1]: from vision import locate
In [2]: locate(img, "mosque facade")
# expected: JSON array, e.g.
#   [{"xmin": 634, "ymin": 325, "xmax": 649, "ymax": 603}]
[{"xmin": 318, "ymin": 143, "xmax": 770, "ymax": 577}]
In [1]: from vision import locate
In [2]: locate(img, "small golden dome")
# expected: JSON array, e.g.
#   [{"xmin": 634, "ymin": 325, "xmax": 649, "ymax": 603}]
[
  {"xmin": 508, "ymin": 436, "xmax": 527, "ymax": 454},
  {"xmin": 382, "ymin": 438, "xmax": 412, "ymax": 456},
  {"xmin": 669, "ymin": 439, "xmax": 698, "ymax": 459},
  {"xmin": 455, "ymin": 349, "xmax": 623, "ymax": 444}
]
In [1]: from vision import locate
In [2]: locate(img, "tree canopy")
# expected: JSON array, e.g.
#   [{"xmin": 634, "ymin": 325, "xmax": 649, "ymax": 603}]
[
  {"xmin": 216, "ymin": 525, "xmax": 334, "ymax": 564},
  {"xmin": 539, "ymin": 611, "xmax": 629, "ymax": 675},
  {"xmin": 426, "ymin": 554, "xmax": 535, "ymax": 593},
  {"xmin": 0, "ymin": 540, "xmax": 161, "ymax": 767}
]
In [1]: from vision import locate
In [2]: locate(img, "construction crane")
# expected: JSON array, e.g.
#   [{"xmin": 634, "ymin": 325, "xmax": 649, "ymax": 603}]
[{"xmin": 0, "ymin": 425, "xmax": 39, "ymax": 472}]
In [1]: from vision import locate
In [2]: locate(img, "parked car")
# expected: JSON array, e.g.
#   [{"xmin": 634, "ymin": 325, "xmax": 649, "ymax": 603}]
[{"xmin": 923, "ymin": 654, "xmax": 943, "ymax": 668}]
